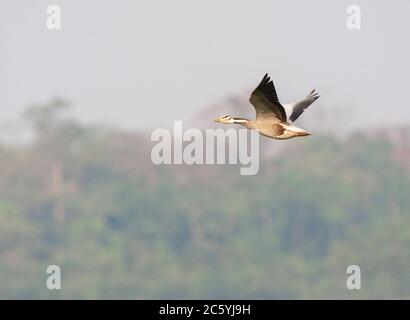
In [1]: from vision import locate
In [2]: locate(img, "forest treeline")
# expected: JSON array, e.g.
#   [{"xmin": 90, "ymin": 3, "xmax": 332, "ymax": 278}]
[{"xmin": 0, "ymin": 100, "xmax": 409, "ymax": 299}]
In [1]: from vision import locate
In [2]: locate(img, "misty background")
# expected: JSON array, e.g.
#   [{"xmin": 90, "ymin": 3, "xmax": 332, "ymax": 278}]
[
  {"xmin": 0, "ymin": 0, "xmax": 409, "ymax": 299},
  {"xmin": 1, "ymin": 0, "xmax": 410, "ymax": 133}
]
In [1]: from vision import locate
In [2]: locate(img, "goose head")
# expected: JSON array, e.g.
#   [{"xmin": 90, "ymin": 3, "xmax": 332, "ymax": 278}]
[{"xmin": 214, "ymin": 115, "xmax": 234, "ymax": 124}]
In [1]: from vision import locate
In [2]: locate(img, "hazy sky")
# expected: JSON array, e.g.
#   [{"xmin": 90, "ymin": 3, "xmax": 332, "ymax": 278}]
[{"xmin": 1, "ymin": 0, "xmax": 409, "ymax": 132}]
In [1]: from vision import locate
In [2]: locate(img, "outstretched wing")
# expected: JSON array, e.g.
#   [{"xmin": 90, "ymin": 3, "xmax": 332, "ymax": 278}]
[
  {"xmin": 284, "ymin": 90, "xmax": 320, "ymax": 122},
  {"xmin": 249, "ymin": 73, "xmax": 287, "ymax": 122}
]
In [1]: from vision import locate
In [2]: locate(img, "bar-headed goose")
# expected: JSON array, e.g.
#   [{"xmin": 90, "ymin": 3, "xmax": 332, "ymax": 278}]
[{"xmin": 214, "ymin": 73, "xmax": 319, "ymax": 140}]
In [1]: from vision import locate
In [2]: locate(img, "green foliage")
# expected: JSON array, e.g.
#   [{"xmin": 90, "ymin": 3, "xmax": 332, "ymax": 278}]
[{"xmin": 0, "ymin": 110, "xmax": 409, "ymax": 299}]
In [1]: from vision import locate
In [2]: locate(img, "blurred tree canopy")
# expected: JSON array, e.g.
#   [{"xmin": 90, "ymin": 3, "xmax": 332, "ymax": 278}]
[{"xmin": 0, "ymin": 100, "xmax": 409, "ymax": 299}]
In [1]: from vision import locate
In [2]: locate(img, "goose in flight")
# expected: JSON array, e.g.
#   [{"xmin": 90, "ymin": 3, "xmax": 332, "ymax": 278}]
[{"xmin": 214, "ymin": 73, "xmax": 319, "ymax": 139}]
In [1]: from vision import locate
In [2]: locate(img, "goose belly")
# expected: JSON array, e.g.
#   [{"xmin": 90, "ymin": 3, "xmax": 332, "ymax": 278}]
[{"xmin": 255, "ymin": 124, "xmax": 300, "ymax": 140}]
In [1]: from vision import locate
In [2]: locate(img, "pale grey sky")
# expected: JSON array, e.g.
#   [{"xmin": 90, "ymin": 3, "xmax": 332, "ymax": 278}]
[{"xmin": 1, "ymin": 0, "xmax": 409, "ymax": 132}]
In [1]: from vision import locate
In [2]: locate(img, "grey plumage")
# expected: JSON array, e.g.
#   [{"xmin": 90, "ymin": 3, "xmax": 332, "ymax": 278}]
[{"xmin": 284, "ymin": 90, "xmax": 320, "ymax": 122}]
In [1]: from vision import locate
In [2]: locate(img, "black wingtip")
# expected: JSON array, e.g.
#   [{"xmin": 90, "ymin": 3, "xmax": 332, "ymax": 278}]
[{"xmin": 308, "ymin": 89, "xmax": 320, "ymax": 100}]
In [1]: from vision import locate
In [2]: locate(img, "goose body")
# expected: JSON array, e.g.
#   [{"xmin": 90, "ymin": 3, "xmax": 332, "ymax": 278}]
[{"xmin": 214, "ymin": 74, "xmax": 319, "ymax": 140}]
